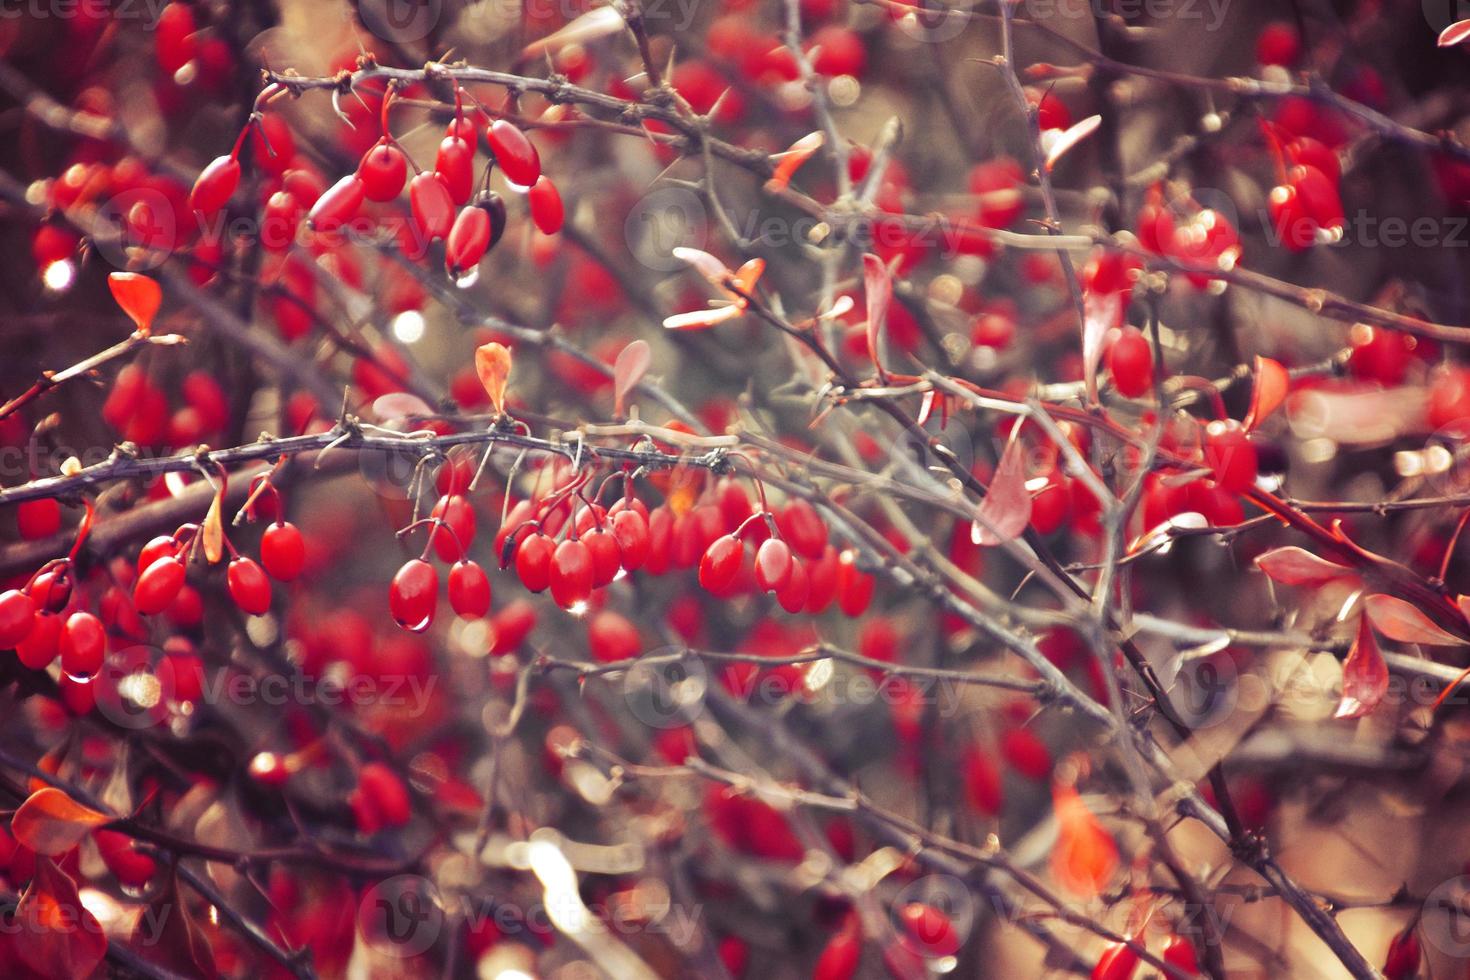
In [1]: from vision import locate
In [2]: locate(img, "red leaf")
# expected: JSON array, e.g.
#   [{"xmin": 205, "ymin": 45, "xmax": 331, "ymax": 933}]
[
  {"xmin": 1050, "ymin": 783, "xmax": 1117, "ymax": 897},
  {"xmin": 1438, "ymin": 18, "xmax": 1470, "ymax": 46},
  {"xmin": 13, "ymin": 857, "xmax": 108, "ymax": 979},
  {"xmin": 766, "ymin": 131, "xmax": 824, "ymax": 193},
  {"xmin": 1253, "ymin": 546, "xmax": 1356, "ymax": 586},
  {"xmin": 863, "ymin": 253, "xmax": 892, "ymax": 383},
  {"xmin": 12, "ymin": 787, "xmax": 110, "ymax": 856},
  {"xmin": 475, "ymin": 342, "xmax": 513, "ymax": 416},
  {"xmin": 1335, "ymin": 615, "xmax": 1388, "ymax": 719},
  {"xmin": 1362, "ymin": 593, "xmax": 1467, "ymax": 645},
  {"xmin": 971, "ymin": 437, "xmax": 1032, "ymax": 546},
  {"xmin": 613, "ymin": 339, "xmax": 651, "ymax": 417},
  {"xmin": 108, "ymin": 272, "xmax": 162, "ymax": 336},
  {"xmin": 1244, "ymin": 355, "xmax": 1288, "ymax": 432}
]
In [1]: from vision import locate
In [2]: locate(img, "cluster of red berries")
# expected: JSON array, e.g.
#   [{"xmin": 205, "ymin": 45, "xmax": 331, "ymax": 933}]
[{"xmin": 1264, "ymin": 128, "xmax": 1346, "ymax": 251}]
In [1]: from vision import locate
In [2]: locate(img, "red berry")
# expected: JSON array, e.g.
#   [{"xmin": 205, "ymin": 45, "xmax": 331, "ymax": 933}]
[
  {"xmin": 611, "ymin": 508, "xmax": 650, "ymax": 571},
  {"xmin": 896, "ymin": 903, "xmax": 960, "ymax": 958},
  {"xmin": 448, "ymin": 560, "xmax": 492, "ymax": 619},
  {"xmin": 814, "ymin": 930, "xmax": 862, "ymax": 980},
  {"xmin": 429, "ymin": 494, "xmax": 476, "ymax": 562},
  {"xmin": 699, "ymin": 534, "xmax": 744, "ymax": 593},
  {"xmin": 808, "ymin": 25, "xmax": 866, "ymax": 77},
  {"xmin": 754, "ymin": 538, "xmax": 793, "ymax": 592},
  {"xmin": 189, "ymin": 155, "xmax": 239, "ymax": 216},
  {"xmin": 528, "ymin": 176, "xmax": 564, "ymax": 234},
  {"xmin": 94, "ymin": 829, "xmax": 156, "ymax": 888},
  {"xmin": 515, "ymin": 532, "xmax": 554, "ymax": 592},
  {"xmin": 409, "ymin": 171, "xmax": 455, "ymax": 243},
  {"xmin": 134, "ymin": 556, "xmax": 186, "ymax": 615},
  {"xmin": 389, "ymin": 558, "xmax": 438, "ymax": 632},
  {"xmin": 446, "ymin": 205, "xmax": 491, "ymax": 278},
  {"xmin": 550, "ymin": 539, "xmax": 594, "ymax": 609},
  {"xmin": 261, "ymin": 521, "xmax": 305, "ymax": 581},
  {"xmin": 227, "ymin": 556, "xmax": 272, "ymax": 615},
  {"xmin": 775, "ymin": 559, "xmax": 809, "ymax": 613},
  {"xmin": 1092, "ymin": 940, "xmax": 1140, "ymax": 980},
  {"xmin": 1108, "ymin": 326, "xmax": 1154, "ymax": 398},
  {"xmin": 0, "ymin": 590, "xmax": 36, "ymax": 648},
  {"xmin": 17, "ymin": 498, "xmax": 61, "ymax": 540},
  {"xmin": 582, "ymin": 528, "xmax": 622, "ymax": 587},
  {"xmin": 486, "ymin": 120, "xmax": 541, "ymax": 187},
  {"xmin": 355, "ymin": 762, "xmax": 411, "ymax": 831},
  {"xmin": 962, "ymin": 749, "xmax": 1003, "ymax": 815},
  {"xmin": 836, "ymin": 551, "xmax": 874, "ymax": 617},
  {"xmin": 1203, "ymin": 421, "xmax": 1258, "ymax": 494},
  {"xmin": 1256, "ymin": 21, "xmax": 1300, "ymax": 67},
  {"xmin": 805, "ymin": 545, "xmax": 840, "ymax": 614},
  {"xmin": 588, "ymin": 610, "xmax": 640, "ymax": 663},
  {"xmin": 16, "ymin": 611, "xmax": 60, "ymax": 669},
  {"xmin": 434, "ymin": 135, "xmax": 474, "ymax": 205},
  {"xmin": 776, "ymin": 499, "xmax": 828, "ymax": 560},
  {"xmin": 154, "ymin": 3, "xmax": 197, "ymax": 75},
  {"xmin": 60, "ymin": 611, "xmax": 105, "ymax": 678},
  {"xmin": 1000, "ymin": 726, "xmax": 1052, "ymax": 780},
  {"xmin": 489, "ymin": 599, "xmax": 537, "ymax": 654},
  {"xmin": 1162, "ymin": 935, "xmax": 1201, "ymax": 976},
  {"xmin": 358, "ymin": 141, "xmax": 407, "ymax": 202},
  {"xmin": 307, "ymin": 174, "xmax": 365, "ymax": 231}
]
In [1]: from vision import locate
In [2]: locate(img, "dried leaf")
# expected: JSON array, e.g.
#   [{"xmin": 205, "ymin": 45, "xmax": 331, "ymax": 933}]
[
  {"xmin": 1363, "ymin": 593, "xmax": 1467, "ymax": 645},
  {"xmin": 662, "ymin": 305, "xmax": 742, "ymax": 331},
  {"xmin": 1438, "ymin": 18, "xmax": 1470, "ymax": 46},
  {"xmin": 476, "ymin": 342, "xmax": 513, "ymax": 415},
  {"xmin": 730, "ymin": 257, "xmax": 764, "ymax": 294},
  {"xmin": 916, "ymin": 390, "xmax": 937, "ymax": 427},
  {"xmin": 145, "ymin": 874, "xmax": 218, "ymax": 978},
  {"xmin": 1050, "ymin": 783, "xmax": 1117, "ymax": 897},
  {"xmin": 1244, "ymin": 355, "xmax": 1288, "ymax": 432},
  {"xmin": 1081, "ymin": 290, "xmax": 1123, "ymax": 404},
  {"xmin": 1043, "ymin": 114, "xmax": 1101, "ymax": 172},
  {"xmin": 1254, "ymin": 546, "xmax": 1356, "ymax": 586},
  {"xmin": 613, "ymin": 339, "xmax": 651, "ymax": 417},
  {"xmin": 12, "ymin": 787, "xmax": 110, "ymax": 857},
  {"xmin": 766, "ymin": 131, "xmax": 825, "ymax": 192},
  {"xmin": 1335, "ymin": 615, "xmax": 1388, "ymax": 719},
  {"xmin": 522, "ymin": 5, "xmax": 625, "ymax": 58},
  {"xmin": 202, "ymin": 489, "xmax": 225, "ymax": 564},
  {"xmin": 108, "ymin": 271, "xmax": 162, "ymax": 336},
  {"xmin": 862, "ymin": 253, "xmax": 892, "ymax": 383},
  {"xmin": 14, "ymin": 857, "xmax": 108, "ymax": 979},
  {"xmin": 972, "ymin": 436, "xmax": 1032, "ymax": 546}
]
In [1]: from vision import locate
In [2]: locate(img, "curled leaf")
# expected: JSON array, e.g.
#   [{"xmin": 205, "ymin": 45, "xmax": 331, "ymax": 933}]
[
  {"xmin": 1244, "ymin": 355, "xmax": 1288, "ymax": 432},
  {"xmin": 202, "ymin": 488, "xmax": 225, "ymax": 564},
  {"xmin": 1050, "ymin": 783, "xmax": 1117, "ymax": 897},
  {"xmin": 1363, "ymin": 593, "xmax": 1467, "ymax": 645},
  {"xmin": 476, "ymin": 342, "xmax": 513, "ymax": 415},
  {"xmin": 862, "ymin": 253, "xmax": 892, "ymax": 383},
  {"xmin": 108, "ymin": 271, "xmax": 162, "ymax": 336},
  {"xmin": 1335, "ymin": 615, "xmax": 1388, "ymax": 719},
  {"xmin": 671, "ymin": 246, "xmax": 729, "ymax": 283},
  {"xmin": 766, "ymin": 131, "xmax": 825, "ymax": 192},
  {"xmin": 613, "ymin": 339, "xmax": 651, "ymax": 417},
  {"xmin": 971, "ymin": 436, "xmax": 1032, "ymax": 546},
  {"xmin": 1438, "ymin": 18, "xmax": 1470, "ymax": 46},
  {"xmin": 663, "ymin": 305, "xmax": 742, "ymax": 331},
  {"xmin": 1254, "ymin": 546, "xmax": 1356, "ymax": 586},
  {"xmin": 1043, "ymin": 114, "xmax": 1101, "ymax": 172},
  {"xmin": 12, "ymin": 787, "xmax": 110, "ymax": 856}
]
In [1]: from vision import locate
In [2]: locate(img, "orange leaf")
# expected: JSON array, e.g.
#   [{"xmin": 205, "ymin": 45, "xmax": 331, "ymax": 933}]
[
  {"xmin": 766, "ymin": 131, "xmax": 825, "ymax": 192},
  {"xmin": 663, "ymin": 305, "xmax": 742, "ymax": 331},
  {"xmin": 1244, "ymin": 356, "xmax": 1288, "ymax": 432},
  {"xmin": 202, "ymin": 488, "xmax": 225, "ymax": 565},
  {"xmin": 1362, "ymin": 593, "xmax": 1467, "ymax": 645},
  {"xmin": 476, "ymin": 342, "xmax": 513, "ymax": 416},
  {"xmin": 862, "ymin": 253, "xmax": 892, "ymax": 383},
  {"xmin": 12, "ymin": 787, "xmax": 110, "ymax": 856},
  {"xmin": 108, "ymin": 271, "xmax": 162, "ymax": 336},
  {"xmin": 1043, "ymin": 114, "xmax": 1101, "ymax": 171},
  {"xmin": 1335, "ymin": 614, "xmax": 1387, "ymax": 719},
  {"xmin": 1438, "ymin": 18, "xmax": 1470, "ymax": 46},
  {"xmin": 14, "ymin": 857, "xmax": 108, "ymax": 978},
  {"xmin": 1050, "ymin": 783, "xmax": 1117, "ymax": 897},
  {"xmin": 613, "ymin": 340, "xmax": 651, "ymax": 417}
]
